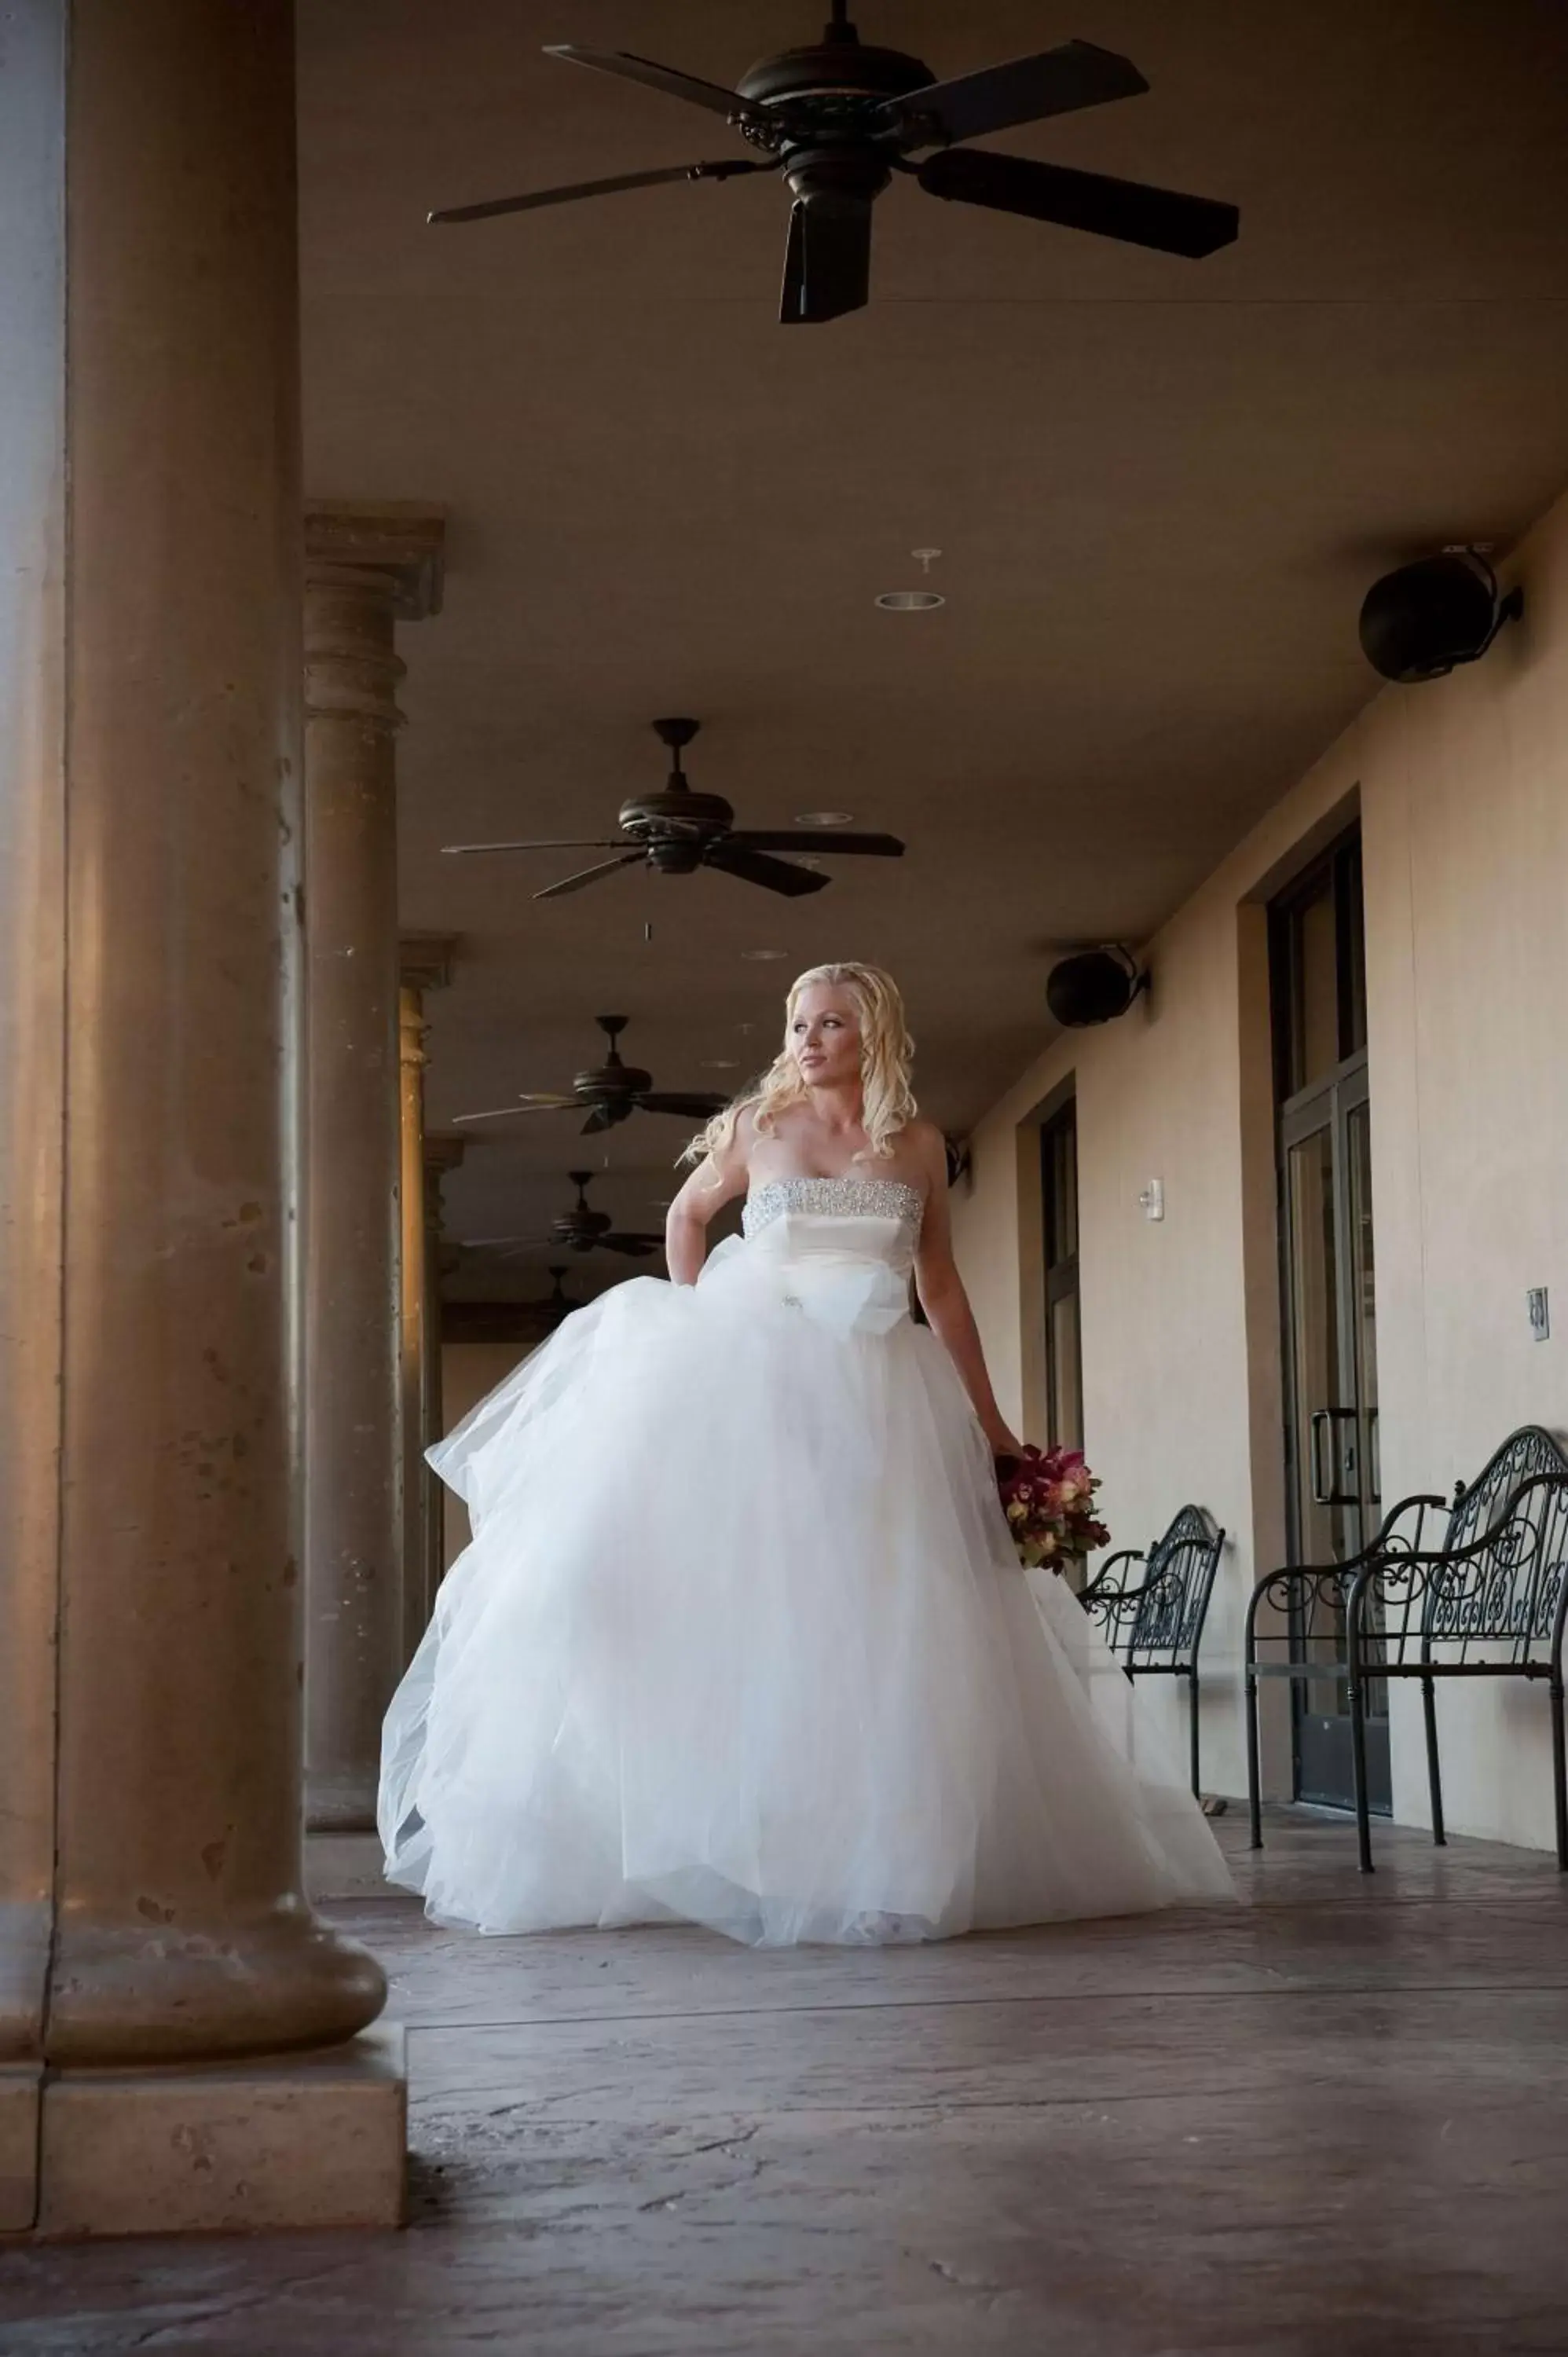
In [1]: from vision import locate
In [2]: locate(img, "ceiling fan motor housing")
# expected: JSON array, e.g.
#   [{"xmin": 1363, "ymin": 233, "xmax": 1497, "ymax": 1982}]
[
  {"xmin": 618, "ymin": 787, "xmax": 736, "ymax": 841},
  {"xmin": 575, "ymin": 1055, "xmax": 653, "ymax": 1097},
  {"xmin": 738, "ymin": 38, "xmax": 934, "ymax": 205},
  {"xmin": 735, "ymin": 40, "xmax": 934, "ymax": 113},
  {"xmin": 553, "ymin": 1210, "xmax": 610, "ymax": 1244}
]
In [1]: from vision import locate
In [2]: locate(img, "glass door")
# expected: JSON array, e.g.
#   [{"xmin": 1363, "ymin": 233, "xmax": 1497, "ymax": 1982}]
[
  {"xmin": 1272, "ymin": 835, "xmax": 1387, "ymax": 1812},
  {"xmin": 1040, "ymin": 1098, "xmax": 1083, "ymax": 1451}
]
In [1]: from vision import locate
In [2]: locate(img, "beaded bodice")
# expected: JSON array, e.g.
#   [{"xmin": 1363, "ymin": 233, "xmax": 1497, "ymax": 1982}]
[{"xmin": 742, "ymin": 1175, "xmax": 925, "ymax": 1241}]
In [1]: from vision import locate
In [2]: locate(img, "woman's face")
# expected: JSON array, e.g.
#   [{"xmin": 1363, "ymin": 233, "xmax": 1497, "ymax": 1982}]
[{"xmin": 788, "ymin": 984, "xmax": 863, "ymax": 1090}]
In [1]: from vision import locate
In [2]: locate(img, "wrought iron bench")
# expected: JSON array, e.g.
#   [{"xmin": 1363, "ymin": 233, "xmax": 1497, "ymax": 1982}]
[
  {"xmin": 1244, "ymin": 1425, "xmax": 1568, "ymax": 1863},
  {"xmin": 1346, "ymin": 1466, "xmax": 1568, "ymax": 1871},
  {"xmin": 1080, "ymin": 1505, "xmax": 1225, "ymax": 1799}
]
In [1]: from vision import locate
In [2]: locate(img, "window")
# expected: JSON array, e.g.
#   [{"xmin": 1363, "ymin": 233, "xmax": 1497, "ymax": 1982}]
[
  {"xmin": 1040, "ymin": 1098, "xmax": 1083, "ymax": 1450},
  {"xmin": 1273, "ymin": 834, "xmax": 1367, "ymax": 1102}
]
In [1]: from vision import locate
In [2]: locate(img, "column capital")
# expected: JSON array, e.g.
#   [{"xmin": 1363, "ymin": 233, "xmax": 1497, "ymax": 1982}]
[
  {"xmin": 399, "ymin": 933, "xmax": 460, "ymax": 994},
  {"xmin": 304, "ymin": 502, "xmax": 446, "ymax": 621},
  {"xmin": 398, "ymin": 988, "xmax": 428, "ymax": 1074}
]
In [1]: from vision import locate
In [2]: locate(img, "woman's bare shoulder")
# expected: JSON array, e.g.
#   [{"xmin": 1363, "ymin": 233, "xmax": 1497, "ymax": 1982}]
[{"xmin": 898, "ymin": 1116, "xmax": 947, "ymax": 1172}]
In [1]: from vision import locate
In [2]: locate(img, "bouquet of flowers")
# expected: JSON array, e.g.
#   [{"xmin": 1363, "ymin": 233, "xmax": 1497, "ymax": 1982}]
[{"xmin": 995, "ymin": 1445, "xmax": 1110, "ymax": 1571}]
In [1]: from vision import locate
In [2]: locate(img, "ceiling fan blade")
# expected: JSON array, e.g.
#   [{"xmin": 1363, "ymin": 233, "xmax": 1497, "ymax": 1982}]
[
  {"xmin": 779, "ymin": 200, "xmax": 806, "ymax": 322},
  {"xmin": 430, "ymin": 159, "xmax": 768, "ymax": 225},
  {"xmin": 544, "ymin": 45, "xmax": 767, "ymax": 124},
  {"xmin": 450, "ymin": 1104, "xmax": 566, "ymax": 1126},
  {"xmin": 702, "ymin": 842, "xmax": 831, "ymax": 896},
  {"xmin": 881, "ymin": 39, "xmax": 1147, "ymax": 148},
  {"xmin": 580, "ymin": 1102, "xmax": 632, "ymax": 1135},
  {"xmin": 515, "ymin": 1093, "xmax": 580, "ymax": 1109},
  {"xmin": 535, "ymin": 852, "xmax": 647, "ymax": 901},
  {"xmin": 918, "ymin": 147, "xmax": 1238, "ymax": 258},
  {"xmin": 599, "ymin": 1233, "xmax": 661, "ymax": 1255},
  {"xmin": 636, "ymin": 1091, "xmax": 730, "ymax": 1120},
  {"xmin": 782, "ymin": 195, "xmax": 874, "ymax": 325},
  {"xmin": 726, "ymin": 830, "xmax": 905, "ymax": 857},
  {"xmin": 441, "ymin": 838, "xmax": 625, "ymax": 856}
]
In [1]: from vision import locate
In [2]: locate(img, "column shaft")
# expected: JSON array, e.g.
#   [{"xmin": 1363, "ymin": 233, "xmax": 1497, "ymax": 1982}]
[
  {"xmin": 302, "ymin": 511, "xmax": 442, "ymax": 1831},
  {"xmin": 398, "ymin": 981, "xmax": 430, "ymax": 1664},
  {"xmin": 422, "ymin": 1138, "xmax": 467, "ymax": 1617},
  {"xmin": 46, "ymin": 0, "xmax": 383, "ymax": 2066},
  {"xmin": 0, "ymin": 0, "xmax": 68, "ymax": 2217}
]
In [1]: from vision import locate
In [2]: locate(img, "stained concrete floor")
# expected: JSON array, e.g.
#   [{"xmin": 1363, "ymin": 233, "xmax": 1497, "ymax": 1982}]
[{"xmin": 5, "ymin": 1811, "xmax": 1568, "ymax": 2355}]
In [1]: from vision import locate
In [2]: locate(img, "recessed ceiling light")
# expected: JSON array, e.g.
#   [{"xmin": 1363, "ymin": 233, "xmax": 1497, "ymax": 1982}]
[
  {"xmin": 742, "ymin": 948, "xmax": 789, "ymax": 962},
  {"xmin": 793, "ymin": 810, "xmax": 855, "ymax": 828},
  {"xmin": 876, "ymin": 590, "xmax": 945, "ymax": 612},
  {"xmin": 701, "ymin": 1058, "xmax": 740, "ymax": 1069}
]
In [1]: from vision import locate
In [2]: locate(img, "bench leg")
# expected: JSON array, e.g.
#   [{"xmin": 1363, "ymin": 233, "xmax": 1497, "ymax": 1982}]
[
  {"xmin": 1188, "ymin": 1669, "xmax": 1201, "ymax": 1802},
  {"xmin": 1552, "ymin": 1678, "xmax": 1568, "ymax": 1873},
  {"xmin": 1349, "ymin": 1667, "xmax": 1374, "ymax": 1874},
  {"xmin": 1244, "ymin": 1673, "xmax": 1263, "ymax": 1848},
  {"xmin": 1422, "ymin": 1673, "xmax": 1445, "ymax": 1847}
]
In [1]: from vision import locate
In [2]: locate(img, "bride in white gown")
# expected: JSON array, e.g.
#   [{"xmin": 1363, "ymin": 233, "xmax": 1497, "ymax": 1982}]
[{"xmin": 380, "ymin": 962, "xmax": 1232, "ymax": 1945}]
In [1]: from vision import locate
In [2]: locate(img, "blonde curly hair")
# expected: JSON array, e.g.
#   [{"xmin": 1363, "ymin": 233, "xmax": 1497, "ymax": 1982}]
[{"xmin": 685, "ymin": 962, "xmax": 917, "ymax": 1175}]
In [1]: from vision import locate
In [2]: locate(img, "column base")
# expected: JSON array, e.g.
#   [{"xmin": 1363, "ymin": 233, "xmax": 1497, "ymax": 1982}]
[
  {"xmin": 306, "ymin": 1769, "xmax": 382, "ymax": 1835},
  {"xmin": 306, "ymin": 1830, "xmax": 393, "ymax": 1903},
  {"xmin": 0, "ymin": 2066, "xmax": 42, "ymax": 2231},
  {"xmin": 34, "ymin": 2023, "xmax": 405, "ymax": 2238}
]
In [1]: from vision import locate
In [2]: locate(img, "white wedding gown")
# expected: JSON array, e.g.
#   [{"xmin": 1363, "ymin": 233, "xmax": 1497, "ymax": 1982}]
[{"xmin": 380, "ymin": 1176, "xmax": 1233, "ymax": 1945}]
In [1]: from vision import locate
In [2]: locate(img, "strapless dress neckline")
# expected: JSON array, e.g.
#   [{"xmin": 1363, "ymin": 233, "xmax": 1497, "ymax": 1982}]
[{"xmin": 742, "ymin": 1175, "xmax": 925, "ymax": 1237}]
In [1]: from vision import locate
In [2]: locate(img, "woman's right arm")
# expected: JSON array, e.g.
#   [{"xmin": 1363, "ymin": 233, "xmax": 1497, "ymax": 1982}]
[{"xmin": 665, "ymin": 1117, "xmax": 751, "ymax": 1285}]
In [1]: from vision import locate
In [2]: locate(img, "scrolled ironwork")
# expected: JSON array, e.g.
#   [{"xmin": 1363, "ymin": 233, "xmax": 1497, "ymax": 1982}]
[
  {"xmin": 1342, "ymin": 1456, "xmax": 1568, "ymax": 1875},
  {"xmin": 1352, "ymin": 1468, "xmax": 1568, "ymax": 1670},
  {"xmin": 1080, "ymin": 1505, "xmax": 1223, "ymax": 1801}
]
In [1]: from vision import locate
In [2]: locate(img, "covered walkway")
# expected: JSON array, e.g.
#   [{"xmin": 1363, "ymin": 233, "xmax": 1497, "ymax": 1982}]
[{"xmin": 6, "ymin": 1816, "xmax": 1566, "ymax": 2353}]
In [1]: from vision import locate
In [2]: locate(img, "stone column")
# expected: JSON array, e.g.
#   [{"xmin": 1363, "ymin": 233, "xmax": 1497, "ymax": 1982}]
[
  {"xmin": 0, "ymin": 0, "xmax": 71, "ymax": 2234},
  {"xmin": 302, "ymin": 506, "xmax": 444, "ymax": 1832},
  {"xmin": 397, "ymin": 936, "xmax": 458, "ymax": 1659},
  {"xmin": 0, "ymin": 0, "xmax": 402, "ymax": 2234},
  {"xmin": 422, "ymin": 1136, "xmax": 468, "ymax": 1614}
]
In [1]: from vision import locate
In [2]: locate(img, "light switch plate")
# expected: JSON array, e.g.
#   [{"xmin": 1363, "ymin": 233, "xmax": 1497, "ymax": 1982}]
[{"xmin": 1527, "ymin": 1286, "xmax": 1550, "ymax": 1341}]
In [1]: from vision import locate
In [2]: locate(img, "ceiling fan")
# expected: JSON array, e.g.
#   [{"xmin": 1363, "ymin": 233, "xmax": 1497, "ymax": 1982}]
[
  {"xmin": 452, "ymin": 1014, "xmax": 729, "ymax": 1135},
  {"xmin": 428, "ymin": 7, "xmax": 1240, "ymax": 324},
  {"xmin": 443, "ymin": 717, "xmax": 904, "ymax": 899},
  {"xmin": 463, "ymin": 1171, "xmax": 665, "ymax": 1260}
]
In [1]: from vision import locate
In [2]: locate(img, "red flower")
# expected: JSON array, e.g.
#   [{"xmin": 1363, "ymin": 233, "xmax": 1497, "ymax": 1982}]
[{"xmin": 994, "ymin": 1444, "xmax": 1109, "ymax": 1571}]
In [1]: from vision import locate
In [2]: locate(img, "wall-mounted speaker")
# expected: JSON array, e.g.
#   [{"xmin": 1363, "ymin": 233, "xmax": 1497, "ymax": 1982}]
[
  {"xmin": 1046, "ymin": 945, "xmax": 1149, "ymax": 1029},
  {"xmin": 1358, "ymin": 548, "xmax": 1522, "ymax": 684}
]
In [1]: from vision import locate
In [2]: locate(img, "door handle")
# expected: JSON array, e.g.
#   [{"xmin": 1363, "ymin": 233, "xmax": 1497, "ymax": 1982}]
[{"xmin": 1310, "ymin": 1407, "xmax": 1359, "ymax": 1507}]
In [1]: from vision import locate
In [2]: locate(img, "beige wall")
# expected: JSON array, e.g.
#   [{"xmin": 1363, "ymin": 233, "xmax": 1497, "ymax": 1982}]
[{"xmin": 954, "ymin": 489, "xmax": 1568, "ymax": 1846}]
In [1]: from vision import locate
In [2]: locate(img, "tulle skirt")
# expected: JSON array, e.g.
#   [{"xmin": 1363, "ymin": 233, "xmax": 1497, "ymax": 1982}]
[{"xmin": 379, "ymin": 1231, "xmax": 1233, "ymax": 1945}]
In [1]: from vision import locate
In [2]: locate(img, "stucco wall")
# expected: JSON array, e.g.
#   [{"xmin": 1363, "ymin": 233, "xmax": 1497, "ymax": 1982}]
[{"xmin": 953, "ymin": 488, "xmax": 1568, "ymax": 1846}]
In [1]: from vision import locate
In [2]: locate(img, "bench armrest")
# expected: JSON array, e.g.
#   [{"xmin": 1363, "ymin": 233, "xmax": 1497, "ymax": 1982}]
[
  {"xmin": 1246, "ymin": 1491, "xmax": 1449, "ymax": 1636},
  {"xmin": 1079, "ymin": 1548, "xmax": 1145, "ymax": 1606}
]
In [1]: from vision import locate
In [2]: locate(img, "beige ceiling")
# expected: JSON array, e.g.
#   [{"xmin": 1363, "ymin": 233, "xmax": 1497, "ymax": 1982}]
[{"xmin": 298, "ymin": 0, "xmax": 1568, "ymax": 1296}]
